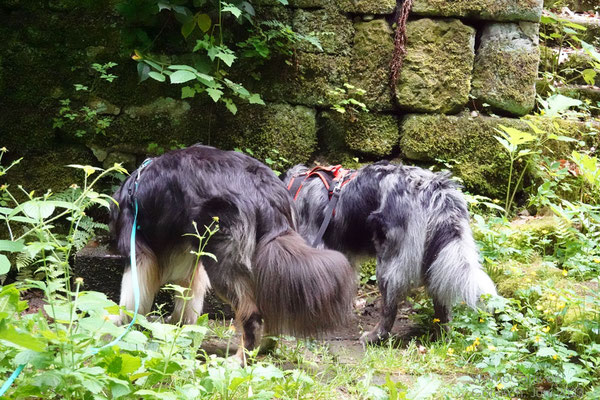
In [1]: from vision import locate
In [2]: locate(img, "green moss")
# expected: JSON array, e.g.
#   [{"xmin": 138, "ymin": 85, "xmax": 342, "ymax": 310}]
[
  {"xmin": 321, "ymin": 111, "xmax": 399, "ymax": 158},
  {"xmin": 400, "ymin": 113, "xmax": 527, "ymax": 197},
  {"xmin": 401, "ymin": 113, "xmax": 600, "ymax": 198},
  {"xmin": 254, "ymin": 52, "xmax": 351, "ymax": 107},
  {"xmin": 213, "ymin": 102, "xmax": 318, "ymax": 165},
  {"xmin": 471, "ymin": 23, "xmax": 539, "ymax": 116},
  {"xmin": 350, "ymin": 19, "xmax": 394, "ymax": 111},
  {"xmin": 412, "ymin": 0, "xmax": 543, "ymax": 22},
  {"xmin": 292, "ymin": 9, "xmax": 354, "ymax": 56},
  {"xmin": 334, "ymin": 0, "xmax": 395, "ymax": 14},
  {"xmin": 395, "ymin": 18, "xmax": 475, "ymax": 114},
  {"xmin": 496, "ymin": 258, "xmax": 563, "ymax": 298},
  {"xmin": 4, "ymin": 145, "xmax": 96, "ymax": 194}
]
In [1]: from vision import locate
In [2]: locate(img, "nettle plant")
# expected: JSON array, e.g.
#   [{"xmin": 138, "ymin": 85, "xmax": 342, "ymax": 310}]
[{"xmin": 117, "ymin": 0, "xmax": 321, "ymax": 114}]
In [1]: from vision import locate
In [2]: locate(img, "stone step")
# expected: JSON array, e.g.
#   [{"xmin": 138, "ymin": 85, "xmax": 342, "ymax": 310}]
[{"xmin": 74, "ymin": 240, "xmax": 233, "ymax": 319}]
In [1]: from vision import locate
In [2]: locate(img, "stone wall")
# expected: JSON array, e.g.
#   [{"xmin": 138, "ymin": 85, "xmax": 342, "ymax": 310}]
[{"xmin": 1, "ymin": 0, "xmax": 597, "ymax": 198}]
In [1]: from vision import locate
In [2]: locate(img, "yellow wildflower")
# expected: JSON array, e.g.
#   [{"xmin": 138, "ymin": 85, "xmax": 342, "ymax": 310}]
[
  {"xmin": 552, "ymin": 354, "xmax": 558, "ymax": 360},
  {"xmin": 542, "ymin": 326, "xmax": 550, "ymax": 333},
  {"xmin": 474, "ymin": 337, "xmax": 481, "ymax": 346},
  {"xmin": 536, "ymin": 305, "xmax": 543, "ymax": 311},
  {"xmin": 557, "ymin": 302, "xmax": 566, "ymax": 310},
  {"xmin": 594, "ymin": 258, "xmax": 600, "ymax": 264},
  {"xmin": 447, "ymin": 348, "xmax": 455, "ymax": 355},
  {"xmin": 548, "ymin": 317, "xmax": 555, "ymax": 322},
  {"xmin": 433, "ymin": 318, "xmax": 440, "ymax": 323},
  {"xmin": 488, "ymin": 345, "xmax": 497, "ymax": 351},
  {"xmin": 549, "ymin": 294, "xmax": 556, "ymax": 300},
  {"xmin": 479, "ymin": 318, "xmax": 485, "ymax": 323},
  {"xmin": 496, "ymin": 383, "xmax": 504, "ymax": 390},
  {"xmin": 511, "ymin": 324, "xmax": 518, "ymax": 332},
  {"xmin": 534, "ymin": 335, "xmax": 541, "ymax": 343},
  {"xmin": 562, "ymin": 270, "xmax": 568, "ymax": 276}
]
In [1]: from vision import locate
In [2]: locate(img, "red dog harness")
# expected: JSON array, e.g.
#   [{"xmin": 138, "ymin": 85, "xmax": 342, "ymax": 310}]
[
  {"xmin": 287, "ymin": 165, "xmax": 357, "ymax": 246},
  {"xmin": 287, "ymin": 165, "xmax": 357, "ymax": 201}
]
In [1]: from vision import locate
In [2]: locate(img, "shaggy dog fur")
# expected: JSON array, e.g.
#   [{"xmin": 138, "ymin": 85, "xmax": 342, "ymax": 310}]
[
  {"xmin": 284, "ymin": 161, "xmax": 497, "ymax": 344},
  {"xmin": 110, "ymin": 146, "xmax": 356, "ymax": 359}
]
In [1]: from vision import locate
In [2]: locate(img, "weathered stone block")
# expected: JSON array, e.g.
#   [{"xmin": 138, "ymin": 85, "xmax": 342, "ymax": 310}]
[
  {"xmin": 400, "ymin": 113, "xmax": 524, "ymax": 197},
  {"xmin": 401, "ymin": 113, "xmax": 600, "ymax": 197},
  {"xmin": 292, "ymin": 9, "xmax": 354, "ymax": 55},
  {"xmin": 471, "ymin": 22, "xmax": 540, "ymax": 117},
  {"xmin": 395, "ymin": 18, "xmax": 475, "ymax": 114},
  {"xmin": 321, "ymin": 111, "xmax": 399, "ymax": 157},
  {"xmin": 256, "ymin": 52, "xmax": 351, "ymax": 107},
  {"xmin": 213, "ymin": 102, "xmax": 318, "ymax": 165},
  {"xmin": 412, "ymin": 0, "xmax": 544, "ymax": 22},
  {"xmin": 350, "ymin": 19, "xmax": 394, "ymax": 111},
  {"xmin": 335, "ymin": 0, "xmax": 396, "ymax": 14}
]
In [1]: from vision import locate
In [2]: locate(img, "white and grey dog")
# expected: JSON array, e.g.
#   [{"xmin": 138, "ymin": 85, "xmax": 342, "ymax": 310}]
[{"xmin": 284, "ymin": 161, "xmax": 497, "ymax": 344}]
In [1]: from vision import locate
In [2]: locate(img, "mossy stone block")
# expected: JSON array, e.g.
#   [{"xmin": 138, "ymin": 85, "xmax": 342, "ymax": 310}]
[
  {"xmin": 256, "ymin": 52, "xmax": 351, "ymax": 107},
  {"xmin": 213, "ymin": 103, "xmax": 317, "ymax": 165},
  {"xmin": 335, "ymin": 0, "xmax": 396, "ymax": 14},
  {"xmin": 4, "ymin": 145, "xmax": 95, "ymax": 193},
  {"xmin": 350, "ymin": 19, "xmax": 394, "ymax": 111},
  {"xmin": 292, "ymin": 9, "xmax": 354, "ymax": 56},
  {"xmin": 412, "ymin": 0, "xmax": 543, "ymax": 22},
  {"xmin": 400, "ymin": 113, "xmax": 529, "ymax": 197},
  {"xmin": 321, "ymin": 111, "xmax": 399, "ymax": 157},
  {"xmin": 472, "ymin": 22, "xmax": 540, "ymax": 117},
  {"xmin": 395, "ymin": 18, "xmax": 475, "ymax": 114}
]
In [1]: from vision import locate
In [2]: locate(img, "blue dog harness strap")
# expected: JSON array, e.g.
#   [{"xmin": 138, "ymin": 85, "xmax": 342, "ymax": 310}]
[{"xmin": 91, "ymin": 158, "xmax": 153, "ymax": 353}]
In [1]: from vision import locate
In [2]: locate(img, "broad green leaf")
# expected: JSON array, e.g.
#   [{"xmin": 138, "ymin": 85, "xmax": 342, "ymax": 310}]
[
  {"xmin": 406, "ymin": 374, "xmax": 442, "ymax": 400},
  {"xmin": 0, "ymin": 239, "xmax": 25, "ymax": 253},
  {"xmin": 148, "ymin": 71, "xmax": 166, "ymax": 82},
  {"xmin": 170, "ymin": 70, "xmax": 197, "ymax": 84},
  {"xmin": 223, "ymin": 98, "xmax": 237, "ymax": 114},
  {"xmin": 43, "ymin": 304, "xmax": 75, "ymax": 323},
  {"xmin": 181, "ymin": 86, "xmax": 196, "ymax": 99},
  {"xmin": 206, "ymin": 88, "xmax": 223, "ymax": 102},
  {"xmin": 544, "ymin": 94, "xmax": 583, "ymax": 117},
  {"xmin": 537, "ymin": 347, "xmax": 557, "ymax": 357},
  {"xmin": 182, "ymin": 18, "xmax": 196, "ymax": 38},
  {"xmin": 0, "ymin": 255, "xmax": 9, "ymax": 275},
  {"xmin": 222, "ymin": 4, "xmax": 242, "ymax": 18},
  {"xmin": 582, "ymin": 68, "xmax": 597, "ymax": 85},
  {"xmin": 0, "ymin": 322, "xmax": 45, "ymax": 351},
  {"xmin": 196, "ymin": 13, "xmax": 211, "ymax": 32},
  {"xmin": 168, "ymin": 65, "xmax": 198, "ymax": 73},
  {"xmin": 22, "ymin": 201, "xmax": 55, "ymax": 220}
]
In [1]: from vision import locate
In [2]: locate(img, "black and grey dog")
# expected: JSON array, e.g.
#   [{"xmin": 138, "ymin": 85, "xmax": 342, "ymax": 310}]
[
  {"xmin": 110, "ymin": 146, "xmax": 355, "ymax": 360},
  {"xmin": 284, "ymin": 161, "xmax": 497, "ymax": 345}
]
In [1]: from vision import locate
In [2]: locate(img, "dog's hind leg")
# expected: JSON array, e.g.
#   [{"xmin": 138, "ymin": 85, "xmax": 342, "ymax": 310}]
[
  {"xmin": 232, "ymin": 283, "xmax": 264, "ymax": 366},
  {"xmin": 113, "ymin": 249, "xmax": 161, "ymax": 324},
  {"xmin": 171, "ymin": 263, "xmax": 210, "ymax": 325}
]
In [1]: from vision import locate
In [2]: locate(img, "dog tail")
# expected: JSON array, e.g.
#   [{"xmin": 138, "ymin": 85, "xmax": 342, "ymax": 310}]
[
  {"xmin": 425, "ymin": 204, "xmax": 497, "ymax": 310},
  {"xmin": 255, "ymin": 230, "xmax": 356, "ymax": 337}
]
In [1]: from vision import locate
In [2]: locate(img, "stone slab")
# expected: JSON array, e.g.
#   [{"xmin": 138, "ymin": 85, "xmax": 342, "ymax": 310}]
[
  {"xmin": 335, "ymin": 0, "xmax": 396, "ymax": 14},
  {"xmin": 321, "ymin": 111, "xmax": 399, "ymax": 157},
  {"xmin": 293, "ymin": 8, "xmax": 354, "ymax": 55},
  {"xmin": 412, "ymin": 0, "xmax": 544, "ymax": 22},
  {"xmin": 395, "ymin": 18, "xmax": 475, "ymax": 114},
  {"xmin": 471, "ymin": 22, "xmax": 540, "ymax": 117},
  {"xmin": 350, "ymin": 19, "xmax": 395, "ymax": 111}
]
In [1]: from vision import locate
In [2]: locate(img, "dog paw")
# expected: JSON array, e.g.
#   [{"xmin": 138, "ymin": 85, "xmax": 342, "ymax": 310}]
[{"xmin": 359, "ymin": 330, "xmax": 388, "ymax": 347}]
